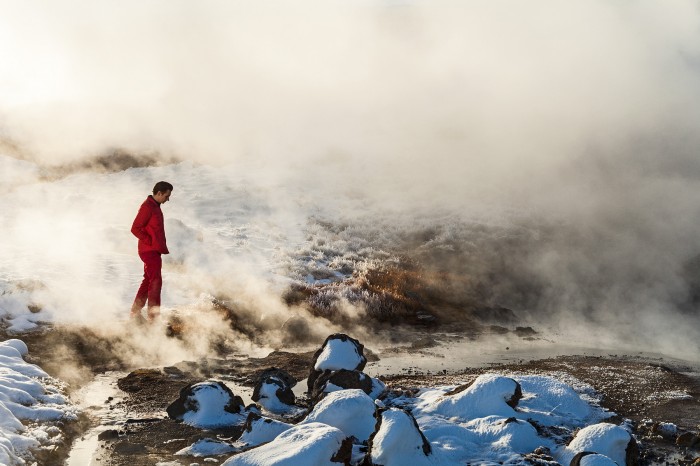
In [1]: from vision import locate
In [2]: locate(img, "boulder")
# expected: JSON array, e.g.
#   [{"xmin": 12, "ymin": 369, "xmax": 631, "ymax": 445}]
[
  {"xmin": 308, "ymin": 334, "xmax": 367, "ymax": 393},
  {"xmin": 302, "ymin": 389, "xmax": 377, "ymax": 443},
  {"xmin": 166, "ymin": 380, "xmax": 247, "ymax": 429},
  {"xmin": 570, "ymin": 452, "xmax": 618, "ymax": 466},
  {"xmin": 252, "ymin": 368, "xmax": 296, "ymax": 412},
  {"xmin": 365, "ymin": 407, "xmax": 433, "ymax": 466},
  {"xmin": 233, "ymin": 412, "xmax": 293, "ymax": 450},
  {"xmin": 310, "ymin": 369, "xmax": 373, "ymax": 403},
  {"xmin": 559, "ymin": 423, "xmax": 639, "ymax": 466},
  {"xmin": 222, "ymin": 422, "xmax": 352, "ymax": 466},
  {"xmin": 415, "ymin": 374, "xmax": 522, "ymax": 420},
  {"xmin": 676, "ymin": 431, "xmax": 700, "ymax": 447}
]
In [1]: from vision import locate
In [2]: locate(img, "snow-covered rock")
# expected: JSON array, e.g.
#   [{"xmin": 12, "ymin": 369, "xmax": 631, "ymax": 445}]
[
  {"xmin": 368, "ymin": 407, "xmax": 436, "ymax": 466},
  {"xmin": 571, "ymin": 452, "xmax": 619, "ymax": 466},
  {"xmin": 652, "ymin": 421, "xmax": 677, "ymax": 438},
  {"xmin": 302, "ymin": 389, "xmax": 377, "ymax": 443},
  {"xmin": 310, "ymin": 368, "xmax": 385, "ymax": 403},
  {"xmin": 415, "ymin": 374, "xmax": 522, "ymax": 421},
  {"xmin": 166, "ymin": 380, "xmax": 248, "ymax": 428},
  {"xmin": 175, "ymin": 438, "xmax": 237, "ymax": 457},
  {"xmin": 307, "ymin": 334, "xmax": 367, "ymax": 393},
  {"xmin": 557, "ymin": 423, "xmax": 638, "ymax": 466},
  {"xmin": 222, "ymin": 422, "xmax": 351, "ymax": 466},
  {"xmin": 252, "ymin": 368, "xmax": 297, "ymax": 414},
  {"xmin": 233, "ymin": 412, "xmax": 293, "ymax": 450}
]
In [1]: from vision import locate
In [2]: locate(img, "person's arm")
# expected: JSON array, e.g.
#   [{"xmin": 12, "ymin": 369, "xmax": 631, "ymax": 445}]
[{"xmin": 131, "ymin": 205, "xmax": 152, "ymax": 242}]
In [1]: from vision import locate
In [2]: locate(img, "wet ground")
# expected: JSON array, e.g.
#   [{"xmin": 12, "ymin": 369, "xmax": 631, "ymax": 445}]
[{"xmin": 7, "ymin": 325, "xmax": 700, "ymax": 465}]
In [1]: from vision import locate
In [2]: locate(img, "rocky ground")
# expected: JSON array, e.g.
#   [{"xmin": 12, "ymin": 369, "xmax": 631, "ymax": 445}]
[{"xmin": 7, "ymin": 325, "xmax": 700, "ymax": 466}]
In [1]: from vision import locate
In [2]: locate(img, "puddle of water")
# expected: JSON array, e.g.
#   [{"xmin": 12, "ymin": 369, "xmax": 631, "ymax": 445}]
[{"xmin": 66, "ymin": 372, "xmax": 126, "ymax": 466}]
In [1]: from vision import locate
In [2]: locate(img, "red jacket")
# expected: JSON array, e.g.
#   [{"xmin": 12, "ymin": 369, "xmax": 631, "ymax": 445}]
[{"xmin": 131, "ymin": 196, "xmax": 169, "ymax": 254}]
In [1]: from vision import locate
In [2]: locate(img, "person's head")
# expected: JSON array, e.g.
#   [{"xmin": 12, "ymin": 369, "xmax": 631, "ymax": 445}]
[{"xmin": 152, "ymin": 181, "xmax": 173, "ymax": 204}]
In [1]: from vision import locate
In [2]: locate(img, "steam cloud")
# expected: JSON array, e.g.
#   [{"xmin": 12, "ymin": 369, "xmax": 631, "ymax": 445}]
[{"xmin": 1, "ymin": 0, "xmax": 700, "ymax": 361}]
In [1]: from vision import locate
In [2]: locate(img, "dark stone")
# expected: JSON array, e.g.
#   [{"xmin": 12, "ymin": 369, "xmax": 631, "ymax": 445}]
[
  {"xmin": 330, "ymin": 436, "xmax": 354, "ymax": 465},
  {"xmin": 307, "ymin": 334, "xmax": 367, "ymax": 393},
  {"xmin": 677, "ymin": 432, "xmax": 700, "ymax": 447},
  {"xmin": 522, "ymin": 446, "xmax": 559, "ymax": 466},
  {"xmin": 252, "ymin": 368, "xmax": 296, "ymax": 406},
  {"xmin": 97, "ymin": 429, "xmax": 120, "ymax": 441},
  {"xmin": 241, "ymin": 411, "xmax": 263, "ymax": 434},
  {"xmin": 310, "ymin": 369, "xmax": 374, "ymax": 404},
  {"xmin": 166, "ymin": 380, "xmax": 245, "ymax": 421},
  {"xmin": 626, "ymin": 435, "xmax": 640, "ymax": 466}
]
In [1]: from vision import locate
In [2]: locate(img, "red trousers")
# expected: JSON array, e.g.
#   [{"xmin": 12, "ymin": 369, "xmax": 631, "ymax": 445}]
[{"xmin": 131, "ymin": 251, "xmax": 162, "ymax": 319}]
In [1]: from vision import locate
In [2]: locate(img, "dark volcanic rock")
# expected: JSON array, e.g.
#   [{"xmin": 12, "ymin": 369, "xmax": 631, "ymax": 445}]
[
  {"xmin": 676, "ymin": 431, "xmax": 700, "ymax": 447},
  {"xmin": 307, "ymin": 333, "xmax": 367, "ymax": 394},
  {"xmin": 310, "ymin": 369, "xmax": 374, "ymax": 403}
]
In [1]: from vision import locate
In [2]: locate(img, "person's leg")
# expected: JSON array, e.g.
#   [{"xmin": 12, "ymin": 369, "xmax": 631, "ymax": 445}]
[
  {"xmin": 143, "ymin": 252, "xmax": 163, "ymax": 321},
  {"xmin": 130, "ymin": 254, "xmax": 151, "ymax": 318}
]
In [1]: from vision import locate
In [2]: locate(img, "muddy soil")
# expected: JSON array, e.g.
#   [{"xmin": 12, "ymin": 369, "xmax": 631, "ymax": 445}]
[{"xmin": 5, "ymin": 325, "xmax": 700, "ymax": 465}]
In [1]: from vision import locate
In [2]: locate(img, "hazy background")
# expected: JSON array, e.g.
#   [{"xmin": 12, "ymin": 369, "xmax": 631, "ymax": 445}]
[{"xmin": 1, "ymin": 0, "xmax": 700, "ymax": 360}]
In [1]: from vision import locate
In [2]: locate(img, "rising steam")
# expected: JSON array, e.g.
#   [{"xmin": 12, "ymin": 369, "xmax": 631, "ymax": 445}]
[{"xmin": 1, "ymin": 0, "xmax": 700, "ymax": 362}]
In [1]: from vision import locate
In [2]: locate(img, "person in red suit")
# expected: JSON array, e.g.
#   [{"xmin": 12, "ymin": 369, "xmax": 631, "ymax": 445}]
[{"xmin": 130, "ymin": 181, "xmax": 173, "ymax": 322}]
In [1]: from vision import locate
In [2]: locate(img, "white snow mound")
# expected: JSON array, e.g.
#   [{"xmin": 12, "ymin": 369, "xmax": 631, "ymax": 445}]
[
  {"xmin": 302, "ymin": 389, "xmax": 376, "ymax": 442},
  {"xmin": 371, "ymin": 408, "xmax": 437, "ymax": 466},
  {"xmin": 222, "ymin": 422, "xmax": 347, "ymax": 466},
  {"xmin": 416, "ymin": 374, "xmax": 519, "ymax": 420},
  {"xmin": 557, "ymin": 422, "xmax": 633, "ymax": 466}
]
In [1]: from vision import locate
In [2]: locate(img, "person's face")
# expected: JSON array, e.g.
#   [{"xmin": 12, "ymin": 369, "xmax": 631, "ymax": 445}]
[{"xmin": 154, "ymin": 190, "xmax": 172, "ymax": 204}]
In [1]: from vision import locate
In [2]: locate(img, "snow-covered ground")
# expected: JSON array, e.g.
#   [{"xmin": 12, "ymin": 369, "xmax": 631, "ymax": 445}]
[{"xmin": 0, "ymin": 339, "xmax": 75, "ymax": 465}]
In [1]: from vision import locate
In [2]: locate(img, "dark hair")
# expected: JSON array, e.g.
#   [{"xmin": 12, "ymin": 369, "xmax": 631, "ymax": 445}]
[{"xmin": 153, "ymin": 181, "xmax": 174, "ymax": 195}]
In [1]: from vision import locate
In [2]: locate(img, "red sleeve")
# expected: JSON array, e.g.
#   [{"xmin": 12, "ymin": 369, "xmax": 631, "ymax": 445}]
[{"xmin": 131, "ymin": 204, "xmax": 152, "ymax": 241}]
